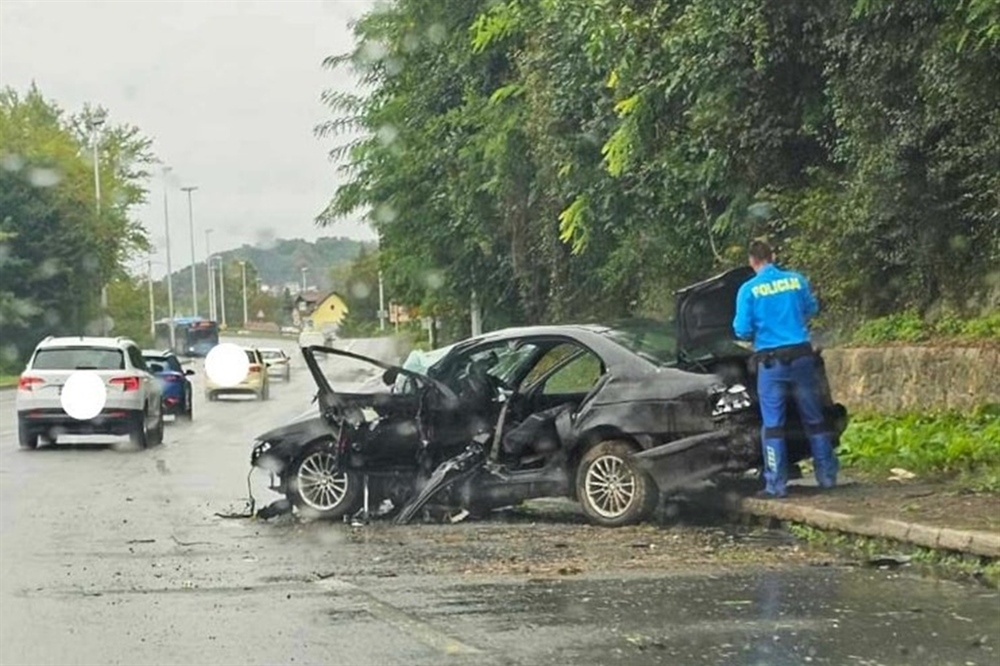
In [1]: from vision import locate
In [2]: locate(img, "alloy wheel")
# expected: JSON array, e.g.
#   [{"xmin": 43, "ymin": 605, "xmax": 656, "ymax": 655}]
[
  {"xmin": 296, "ymin": 451, "xmax": 350, "ymax": 511},
  {"xmin": 584, "ymin": 454, "xmax": 637, "ymax": 518}
]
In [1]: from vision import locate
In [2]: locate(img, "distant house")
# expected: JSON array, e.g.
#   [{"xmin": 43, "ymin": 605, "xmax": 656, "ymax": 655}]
[{"xmin": 292, "ymin": 290, "xmax": 349, "ymax": 334}]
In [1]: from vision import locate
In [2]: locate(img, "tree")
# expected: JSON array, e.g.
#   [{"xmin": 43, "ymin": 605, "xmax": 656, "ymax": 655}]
[
  {"xmin": 0, "ymin": 85, "xmax": 156, "ymax": 368},
  {"xmin": 317, "ymin": 0, "xmax": 1000, "ymax": 341}
]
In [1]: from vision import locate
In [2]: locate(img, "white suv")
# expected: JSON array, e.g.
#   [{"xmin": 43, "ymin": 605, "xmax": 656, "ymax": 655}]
[{"xmin": 15, "ymin": 336, "xmax": 164, "ymax": 449}]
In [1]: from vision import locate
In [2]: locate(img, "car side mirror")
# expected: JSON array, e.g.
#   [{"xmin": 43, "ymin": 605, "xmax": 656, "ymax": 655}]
[
  {"xmin": 382, "ymin": 367, "xmax": 399, "ymax": 385},
  {"xmin": 185, "ymin": 369, "xmax": 195, "ymax": 376}
]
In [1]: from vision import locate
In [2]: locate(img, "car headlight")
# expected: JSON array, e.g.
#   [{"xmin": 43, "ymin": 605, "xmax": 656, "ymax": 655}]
[{"xmin": 712, "ymin": 384, "xmax": 753, "ymax": 416}]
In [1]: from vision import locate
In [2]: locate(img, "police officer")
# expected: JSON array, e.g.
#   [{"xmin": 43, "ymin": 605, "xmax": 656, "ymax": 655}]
[{"xmin": 732, "ymin": 240, "xmax": 838, "ymax": 498}]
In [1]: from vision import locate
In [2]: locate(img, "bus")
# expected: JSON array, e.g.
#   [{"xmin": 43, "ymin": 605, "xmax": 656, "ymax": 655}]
[{"xmin": 154, "ymin": 317, "xmax": 220, "ymax": 357}]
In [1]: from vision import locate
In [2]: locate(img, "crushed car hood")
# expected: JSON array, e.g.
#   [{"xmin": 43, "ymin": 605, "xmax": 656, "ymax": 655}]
[{"xmin": 675, "ymin": 266, "xmax": 754, "ymax": 357}]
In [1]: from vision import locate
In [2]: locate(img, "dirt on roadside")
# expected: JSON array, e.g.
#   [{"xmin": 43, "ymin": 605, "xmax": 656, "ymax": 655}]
[
  {"xmin": 777, "ymin": 477, "xmax": 1000, "ymax": 534},
  {"xmin": 277, "ymin": 501, "xmax": 844, "ymax": 580}
]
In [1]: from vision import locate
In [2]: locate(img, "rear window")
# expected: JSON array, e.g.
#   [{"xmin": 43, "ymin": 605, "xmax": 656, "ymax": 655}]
[
  {"xmin": 32, "ymin": 347, "xmax": 125, "ymax": 370},
  {"xmin": 602, "ymin": 319, "xmax": 678, "ymax": 366},
  {"xmin": 143, "ymin": 354, "xmax": 182, "ymax": 372},
  {"xmin": 245, "ymin": 350, "xmax": 259, "ymax": 363}
]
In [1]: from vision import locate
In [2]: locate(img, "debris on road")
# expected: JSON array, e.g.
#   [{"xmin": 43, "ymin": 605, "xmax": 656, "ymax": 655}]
[
  {"xmin": 256, "ymin": 498, "xmax": 293, "ymax": 520},
  {"xmin": 888, "ymin": 468, "xmax": 917, "ymax": 482}
]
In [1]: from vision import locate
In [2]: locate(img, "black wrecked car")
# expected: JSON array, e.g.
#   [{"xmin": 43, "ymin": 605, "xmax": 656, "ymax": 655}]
[{"xmin": 249, "ymin": 267, "xmax": 848, "ymax": 527}]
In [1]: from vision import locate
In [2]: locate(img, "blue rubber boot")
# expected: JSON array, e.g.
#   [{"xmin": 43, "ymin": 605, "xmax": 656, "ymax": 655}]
[
  {"xmin": 809, "ymin": 433, "xmax": 839, "ymax": 488},
  {"xmin": 761, "ymin": 436, "xmax": 789, "ymax": 497}
]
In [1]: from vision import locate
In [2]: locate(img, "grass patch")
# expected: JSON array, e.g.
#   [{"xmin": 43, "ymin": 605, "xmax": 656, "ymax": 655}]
[
  {"xmin": 839, "ymin": 408, "xmax": 1000, "ymax": 479},
  {"xmin": 0, "ymin": 374, "xmax": 18, "ymax": 388},
  {"xmin": 786, "ymin": 522, "xmax": 1000, "ymax": 589}
]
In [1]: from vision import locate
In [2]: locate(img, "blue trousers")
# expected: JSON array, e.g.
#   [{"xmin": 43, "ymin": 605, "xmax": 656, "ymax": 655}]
[{"xmin": 756, "ymin": 354, "xmax": 839, "ymax": 496}]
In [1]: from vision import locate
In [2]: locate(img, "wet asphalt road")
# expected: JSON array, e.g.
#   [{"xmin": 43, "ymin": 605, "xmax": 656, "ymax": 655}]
[{"xmin": 1, "ymin": 336, "xmax": 998, "ymax": 666}]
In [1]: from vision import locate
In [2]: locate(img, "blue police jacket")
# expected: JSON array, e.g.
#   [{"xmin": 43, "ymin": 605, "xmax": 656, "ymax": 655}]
[{"xmin": 733, "ymin": 263, "xmax": 819, "ymax": 352}]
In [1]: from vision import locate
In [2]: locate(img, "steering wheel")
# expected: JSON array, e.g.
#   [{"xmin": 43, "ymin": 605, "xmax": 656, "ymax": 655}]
[{"xmin": 402, "ymin": 369, "xmax": 460, "ymax": 406}]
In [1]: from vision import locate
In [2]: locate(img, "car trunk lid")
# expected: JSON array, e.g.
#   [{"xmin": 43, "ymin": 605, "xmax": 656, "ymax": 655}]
[{"xmin": 674, "ymin": 266, "xmax": 754, "ymax": 358}]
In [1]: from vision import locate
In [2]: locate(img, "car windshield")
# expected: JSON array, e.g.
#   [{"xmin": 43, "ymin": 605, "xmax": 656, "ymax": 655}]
[
  {"xmin": 188, "ymin": 327, "xmax": 218, "ymax": 343},
  {"xmin": 32, "ymin": 347, "xmax": 124, "ymax": 371},
  {"xmin": 261, "ymin": 350, "xmax": 283, "ymax": 359}
]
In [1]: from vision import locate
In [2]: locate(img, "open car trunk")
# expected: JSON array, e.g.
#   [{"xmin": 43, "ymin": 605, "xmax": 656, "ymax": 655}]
[{"xmin": 675, "ymin": 266, "xmax": 755, "ymax": 359}]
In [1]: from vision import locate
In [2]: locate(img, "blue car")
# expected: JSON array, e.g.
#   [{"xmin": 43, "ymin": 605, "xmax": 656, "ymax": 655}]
[{"xmin": 142, "ymin": 350, "xmax": 194, "ymax": 421}]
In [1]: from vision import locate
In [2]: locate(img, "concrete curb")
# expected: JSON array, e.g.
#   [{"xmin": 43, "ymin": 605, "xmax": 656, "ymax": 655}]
[{"xmin": 739, "ymin": 497, "xmax": 1000, "ymax": 559}]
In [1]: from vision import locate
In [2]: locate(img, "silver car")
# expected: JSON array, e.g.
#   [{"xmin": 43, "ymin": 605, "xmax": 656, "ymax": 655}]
[
  {"xmin": 15, "ymin": 336, "xmax": 164, "ymax": 449},
  {"xmin": 260, "ymin": 347, "xmax": 291, "ymax": 381}
]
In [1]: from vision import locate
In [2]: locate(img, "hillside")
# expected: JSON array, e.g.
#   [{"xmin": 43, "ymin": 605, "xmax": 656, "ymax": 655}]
[{"xmin": 164, "ymin": 236, "xmax": 373, "ymax": 299}]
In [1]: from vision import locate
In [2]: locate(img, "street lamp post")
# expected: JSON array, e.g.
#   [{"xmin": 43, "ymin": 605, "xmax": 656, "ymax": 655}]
[
  {"xmin": 378, "ymin": 270, "xmax": 386, "ymax": 332},
  {"xmin": 147, "ymin": 257, "xmax": 156, "ymax": 338},
  {"xmin": 240, "ymin": 261, "xmax": 249, "ymax": 326},
  {"xmin": 301, "ymin": 267, "xmax": 308, "ymax": 293},
  {"xmin": 205, "ymin": 229, "xmax": 215, "ymax": 320},
  {"xmin": 87, "ymin": 110, "xmax": 108, "ymax": 335},
  {"xmin": 181, "ymin": 186, "xmax": 199, "ymax": 317},
  {"xmin": 162, "ymin": 166, "xmax": 176, "ymax": 352},
  {"xmin": 217, "ymin": 256, "xmax": 227, "ymax": 329}
]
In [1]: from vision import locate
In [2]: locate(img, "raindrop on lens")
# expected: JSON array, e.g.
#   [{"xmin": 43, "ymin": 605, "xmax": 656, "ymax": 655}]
[
  {"xmin": 402, "ymin": 33, "xmax": 420, "ymax": 52},
  {"xmin": 0, "ymin": 154, "xmax": 24, "ymax": 172},
  {"xmin": 376, "ymin": 125, "xmax": 399, "ymax": 146},
  {"xmin": 424, "ymin": 270, "xmax": 445, "ymax": 290},
  {"xmin": 28, "ymin": 168, "xmax": 62, "ymax": 188},
  {"xmin": 373, "ymin": 204, "xmax": 397, "ymax": 224},
  {"xmin": 350, "ymin": 281, "xmax": 371, "ymax": 300},
  {"xmin": 426, "ymin": 23, "xmax": 446, "ymax": 44}
]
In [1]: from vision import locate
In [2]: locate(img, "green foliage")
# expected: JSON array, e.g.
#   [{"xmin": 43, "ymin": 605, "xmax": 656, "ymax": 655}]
[
  {"xmin": 0, "ymin": 86, "xmax": 156, "ymax": 366},
  {"xmin": 318, "ymin": 0, "xmax": 1000, "ymax": 336},
  {"xmin": 329, "ymin": 246, "xmax": 384, "ymax": 337},
  {"xmin": 851, "ymin": 311, "xmax": 1000, "ymax": 344},
  {"xmin": 839, "ymin": 410, "xmax": 1000, "ymax": 475},
  {"xmin": 851, "ymin": 311, "xmax": 928, "ymax": 344}
]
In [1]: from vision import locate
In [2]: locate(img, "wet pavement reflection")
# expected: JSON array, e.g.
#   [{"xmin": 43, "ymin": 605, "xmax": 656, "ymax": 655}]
[{"xmin": 419, "ymin": 566, "xmax": 999, "ymax": 665}]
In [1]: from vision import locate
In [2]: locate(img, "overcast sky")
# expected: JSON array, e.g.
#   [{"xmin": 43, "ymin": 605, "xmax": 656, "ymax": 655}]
[{"xmin": 0, "ymin": 0, "xmax": 377, "ymax": 278}]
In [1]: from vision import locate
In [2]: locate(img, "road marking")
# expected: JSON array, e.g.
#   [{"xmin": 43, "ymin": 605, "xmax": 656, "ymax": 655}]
[{"xmin": 316, "ymin": 577, "xmax": 481, "ymax": 655}]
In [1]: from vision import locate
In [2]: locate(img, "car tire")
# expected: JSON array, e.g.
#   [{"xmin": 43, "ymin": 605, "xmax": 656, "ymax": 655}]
[
  {"xmin": 177, "ymin": 390, "xmax": 193, "ymax": 422},
  {"xmin": 149, "ymin": 408, "xmax": 164, "ymax": 446},
  {"xmin": 128, "ymin": 408, "xmax": 150, "ymax": 449},
  {"xmin": 18, "ymin": 420, "xmax": 38, "ymax": 450},
  {"xmin": 575, "ymin": 440, "xmax": 658, "ymax": 527},
  {"xmin": 286, "ymin": 440, "xmax": 362, "ymax": 521}
]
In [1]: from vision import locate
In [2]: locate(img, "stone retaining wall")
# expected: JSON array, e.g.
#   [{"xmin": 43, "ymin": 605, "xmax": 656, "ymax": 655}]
[{"xmin": 822, "ymin": 346, "xmax": 999, "ymax": 414}]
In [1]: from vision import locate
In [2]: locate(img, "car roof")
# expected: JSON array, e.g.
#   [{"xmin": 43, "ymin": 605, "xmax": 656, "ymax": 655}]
[
  {"xmin": 141, "ymin": 349, "xmax": 175, "ymax": 357},
  {"xmin": 460, "ymin": 323, "xmax": 613, "ymax": 345},
  {"xmin": 259, "ymin": 347, "xmax": 285, "ymax": 353},
  {"xmin": 37, "ymin": 336, "xmax": 137, "ymax": 349}
]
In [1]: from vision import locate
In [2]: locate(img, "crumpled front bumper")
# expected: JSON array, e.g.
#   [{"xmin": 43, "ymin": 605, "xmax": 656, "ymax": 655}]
[{"xmin": 250, "ymin": 440, "xmax": 288, "ymax": 493}]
